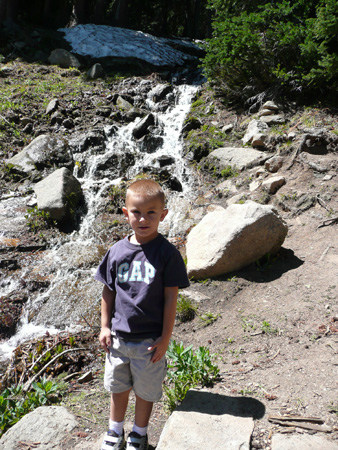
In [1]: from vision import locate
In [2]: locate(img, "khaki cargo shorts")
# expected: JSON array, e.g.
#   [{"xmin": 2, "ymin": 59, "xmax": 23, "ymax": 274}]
[{"xmin": 104, "ymin": 334, "xmax": 167, "ymax": 402}]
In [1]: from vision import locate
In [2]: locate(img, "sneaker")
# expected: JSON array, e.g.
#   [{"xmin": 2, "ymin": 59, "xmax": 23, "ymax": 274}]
[
  {"xmin": 126, "ymin": 431, "xmax": 149, "ymax": 450},
  {"xmin": 101, "ymin": 429, "xmax": 126, "ymax": 450}
]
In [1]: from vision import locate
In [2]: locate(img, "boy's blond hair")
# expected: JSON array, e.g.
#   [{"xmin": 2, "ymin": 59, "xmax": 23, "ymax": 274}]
[{"xmin": 126, "ymin": 179, "xmax": 165, "ymax": 207}]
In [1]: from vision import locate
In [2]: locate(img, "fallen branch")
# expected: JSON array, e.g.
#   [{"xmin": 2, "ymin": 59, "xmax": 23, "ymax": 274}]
[
  {"xmin": 268, "ymin": 415, "xmax": 324, "ymax": 424},
  {"xmin": 268, "ymin": 415, "xmax": 332, "ymax": 433},
  {"xmin": 23, "ymin": 347, "xmax": 86, "ymax": 392},
  {"xmin": 317, "ymin": 216, "xmax": 338, "ymax": 229}
]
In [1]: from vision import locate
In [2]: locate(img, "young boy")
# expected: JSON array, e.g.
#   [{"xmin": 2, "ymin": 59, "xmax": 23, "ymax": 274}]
[{"xmin": 95, "ymin": 179, "xmax": 189, "ymax": 450}]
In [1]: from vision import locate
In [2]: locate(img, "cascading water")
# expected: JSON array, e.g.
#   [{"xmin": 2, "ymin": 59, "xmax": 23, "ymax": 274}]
[{"xmin": 0, "ymin": 83, "xmax": 200, "ymax": 361}]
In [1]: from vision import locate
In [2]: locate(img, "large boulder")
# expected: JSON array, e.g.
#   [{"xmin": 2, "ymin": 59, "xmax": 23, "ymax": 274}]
[
  {"xmin": 0, "ymin": 406, "xmax": 78, "ymax": 450},
  {"xmin": 6, "ymin": 134, "xmax": 71, "ymax": 175},
  {"xmin": 48, "ymin": 48, "xmax": 81, "ymax": 68},
  {"xmin": 186, "ymin": 201, "xmax": 288, "ymax": 279},
  {"xmin": 34, "ymin": 167, "xmax": 84, "ymax": 228}
]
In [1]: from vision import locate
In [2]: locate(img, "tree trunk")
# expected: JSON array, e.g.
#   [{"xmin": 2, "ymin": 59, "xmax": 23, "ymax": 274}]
[
  {"xmin": 114, "ymin": 0, "xmax": 128, "ymax": 27},
  {"xmin": 93, "ymin": 0, "xmax": 107, "ymax": 24},
  {"xmin": 72, "ymin": 0, "xmax": 87, "ymax": 24},
  {"xmin": 0, "ymin": 0, "xmax": 19, "ymax": 23}
]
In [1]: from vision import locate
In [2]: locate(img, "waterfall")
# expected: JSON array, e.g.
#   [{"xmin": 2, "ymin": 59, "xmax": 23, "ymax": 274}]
[{"xmin": 0, "ymin": 83, "xmax": 199, "ymax": 361}]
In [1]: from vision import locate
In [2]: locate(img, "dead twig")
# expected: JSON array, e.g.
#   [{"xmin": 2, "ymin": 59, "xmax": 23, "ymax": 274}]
[
  {"xmin": 23, "ymin": 347, "xmax": 86, "ymax": 392},
  {"xmin": 317, "ymin": 216, "xmax": 338, "ymax": 229}
]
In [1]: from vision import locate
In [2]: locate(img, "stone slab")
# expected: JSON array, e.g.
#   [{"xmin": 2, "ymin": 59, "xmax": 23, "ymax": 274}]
[
  {"xmin": 271, "ymin": 434, "xmax": 338, "ymax": 450},
  {"xmin": 157, "ymin": 389, "xmax": 265, "ymax": 450}
]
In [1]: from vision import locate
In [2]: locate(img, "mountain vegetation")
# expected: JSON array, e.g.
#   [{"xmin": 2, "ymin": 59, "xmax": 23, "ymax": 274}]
[{"xmin": 1, "ymin": 1, "xmax": 338, "ymax": 106}]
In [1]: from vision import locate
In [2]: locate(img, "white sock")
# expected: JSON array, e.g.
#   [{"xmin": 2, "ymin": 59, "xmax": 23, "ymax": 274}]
[
  {"xmin": 109, "ymin": 419, "xmax": 124, "ymax": 435},
  {"xmin": 132, "ymin": 424, "xmax": 148, "ymax": 436}
]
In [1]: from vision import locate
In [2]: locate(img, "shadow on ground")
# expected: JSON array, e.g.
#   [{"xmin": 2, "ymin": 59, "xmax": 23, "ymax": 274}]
[
  {"xmin": 217, "ymin": 247, "xmax": 304, "ymax": 283},
  {"xmin": 175, "ymin": 389, "xmax": 265, "ymax": 419}
]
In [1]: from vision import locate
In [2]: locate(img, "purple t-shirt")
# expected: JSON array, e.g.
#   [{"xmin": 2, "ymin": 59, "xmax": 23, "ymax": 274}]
[{"xmin": 95, "ymin": 234, "xmax": 190, "ymax": 339}]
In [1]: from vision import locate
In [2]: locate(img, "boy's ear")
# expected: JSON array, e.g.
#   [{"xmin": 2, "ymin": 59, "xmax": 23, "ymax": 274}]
[
  {"xmin": 122, "ymin": 207, "xmax": 129, "ymax": 220},
  {"xmin": 160, "ymin": 208, "xmax": 168, "ymax": 221}
]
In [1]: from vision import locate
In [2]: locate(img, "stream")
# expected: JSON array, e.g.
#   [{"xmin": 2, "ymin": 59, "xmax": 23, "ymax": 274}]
[{"xmin": 0, "ymin": 82, "xmax": 200, "ymax": 362}]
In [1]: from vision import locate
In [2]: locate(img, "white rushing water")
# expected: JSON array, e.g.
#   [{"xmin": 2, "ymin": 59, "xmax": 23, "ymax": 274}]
[{"xmin": 0, "ymin": 83, "xmax": 199, "ymax": 361}]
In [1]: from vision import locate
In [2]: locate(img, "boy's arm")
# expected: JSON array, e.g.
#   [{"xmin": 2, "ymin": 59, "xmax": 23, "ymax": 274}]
[
  {"xmin": 148, "ymin": 286, "xmax": 178, "ymax": 363},
  {"xmin": 99, "ymin": 284, "xmax": 116, "ymax": 353}
]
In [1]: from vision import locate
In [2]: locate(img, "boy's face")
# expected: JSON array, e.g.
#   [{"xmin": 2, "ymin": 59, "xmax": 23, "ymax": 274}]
[{"xmin": 122, "ymin": 192, "xmax": 168, "ymax": 244}]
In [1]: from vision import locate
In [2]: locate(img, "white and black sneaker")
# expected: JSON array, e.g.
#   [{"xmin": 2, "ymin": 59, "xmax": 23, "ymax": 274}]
[
  {"xmin": 101, "ymin": 429, "xmax": 126, "ymax": 450},
  {"xmin": 126, "ymin": 431, "xmax": 149, "ymax": 450}
]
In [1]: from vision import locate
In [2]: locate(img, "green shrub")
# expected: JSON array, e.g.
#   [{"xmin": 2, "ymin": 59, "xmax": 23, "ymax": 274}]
[
  {"xmin": 0, "ymin": 377, "xmax": 63, "ymax": 436},
  {"xmin": 164, "ymin": 341, "xmax": 219, "ymax": 411},
  {"xmin": 203, "ymin": 0, "xmax": 338, "ymax": 101}
]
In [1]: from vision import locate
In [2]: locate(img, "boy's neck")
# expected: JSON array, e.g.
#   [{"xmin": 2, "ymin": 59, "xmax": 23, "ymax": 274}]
[{"xmin": 129, "ymin": 232, "xmax": 159, "ymax": 245}]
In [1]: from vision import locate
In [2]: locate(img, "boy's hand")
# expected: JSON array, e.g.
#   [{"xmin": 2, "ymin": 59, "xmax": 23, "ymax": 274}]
[
  {"xmin": 99, "ymin": 327, "xmax": 112, "ymax": 353},
  {"xmin": 148, "ymin": 336, "xmax": 169, "ymax": 363}
]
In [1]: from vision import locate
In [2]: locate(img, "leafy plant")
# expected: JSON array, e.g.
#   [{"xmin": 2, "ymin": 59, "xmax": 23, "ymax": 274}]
[
  {"xmin": 199, "ymin": 311, "xmax": 220, "ymax": 327},
  {"xmin": 164, "ymin": 341, "xmax": 219, "ymax": 412},
  {"xmin": 0, "ymin": 377, "xmax": 64, "ymax": 436},
  {"xmin": 25, "ymin": 206, "xmax": 56, "ymax": 232},
  {"xmin": 261, "ymin": 320, "xmax": 279, "ymax": 335},
  {"xmin": 176, "ymin": 295, "xmax": 198, "ymax": 322}
]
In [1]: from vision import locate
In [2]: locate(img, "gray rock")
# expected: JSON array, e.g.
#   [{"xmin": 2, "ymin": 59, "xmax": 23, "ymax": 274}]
[
  {"xmin": 116, "ymin": 95, "xmax": 133, "ymax": 111},
  {"xmin": 271, "ymin": 434, "xmax": 338, "ymax": 450},
  {"xmin": 0, "ymin": 406, "xmax": 78, "ymax": 450},
  {"xmin": 87, "ymin": 63, "xmax": 105, "ymax": 79},
  {"xmin": 46, "ymin": 98, "xmax": 59, "ymax": 115},
  {"xmin": 157, "ymin": 389, "xmax": 260, "ymax": 450},
  {"xmin": 34, "ymin": 167, "xmax": 83, "ymax": 223},
  {"xmin": 6, "ymin": 134, "xmax": 69, "ymax": 174},
  {"xmin": 260, "ymin": 114, "xmax": 285, "ymax": 125},
  {"xmin": 262, "ymin": 100, "xmax": 279, "ymax": 111},
  {"xmin": 262, "ymin": 176, "xmax": 286, "ymax": 194},
  {"xmin": 265, "ymin": 156, "xmax": 284, "ymax": 173},
  {"xmin": 186, "ymin": 200, "xmax": 288, "ymax": 279},
  {"xmin": 243, "ymin": 120, "xmax": 269, "ymax": 147},
  {"xmin": 48, "ymin": 48, "xmax": 81, "ymax": 68},
  {"xmin": 206, "ymin": 147, "xmax": 270, "ymax": 172}
]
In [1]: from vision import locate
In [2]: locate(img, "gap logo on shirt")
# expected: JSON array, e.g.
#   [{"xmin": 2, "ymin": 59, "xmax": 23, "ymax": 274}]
[{"xmin": 117, "ymin": 261, "xmax": 155, "ymax": 285}]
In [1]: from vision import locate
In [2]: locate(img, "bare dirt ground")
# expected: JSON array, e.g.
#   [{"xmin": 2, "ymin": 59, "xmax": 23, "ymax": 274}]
[
  {"xmin": 61, "ymin": 158, "xmax": 338, "ymax": 450},
  {"xmin": 0, "ymin": 51, "xmax": 337, "ymax": 449}
]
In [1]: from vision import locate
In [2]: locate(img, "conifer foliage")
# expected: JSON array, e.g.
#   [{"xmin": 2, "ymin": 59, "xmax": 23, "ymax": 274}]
[{"xmin": 203, "ymin": 0, "xmax": 338, "ymax": 101}]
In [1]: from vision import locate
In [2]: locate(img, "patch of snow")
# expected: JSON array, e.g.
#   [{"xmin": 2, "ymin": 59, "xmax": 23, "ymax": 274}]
[{"xmin": 59, "ymin": 24, "xmax": 198, "ymax": 67}]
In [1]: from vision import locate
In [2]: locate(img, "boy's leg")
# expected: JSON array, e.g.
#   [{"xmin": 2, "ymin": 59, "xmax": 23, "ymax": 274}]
[
  {"xmin": 134, "ymin": 394, "xmax": 153, "ymax": 428},
  {"xmin": 110, "ymin": 389, "xmax": 131, "ymax": 422}
]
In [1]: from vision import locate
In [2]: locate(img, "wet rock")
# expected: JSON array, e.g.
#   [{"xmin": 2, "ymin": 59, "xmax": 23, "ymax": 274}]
[
  {"xmin": 149, "ymin": 83, "xmax": 172, "ymax": 102},
  {"xmin": 0, "ymin": 292, "xmax": 28, "ymax": 339},
  {"xmin": 157, "ymin": 155, "xmax": 175, "ymax": 167},
  {"xmin": 139, "ymin": 134, "xmax": 164, "ymax": 153},
  {"xmin": 132, "ymin": 114, "xmax": 155, "ymax": 139},
  {"xmin": 68, "ymin": 128, "xmax": 107, "ymax": 153},
  {"xmin": 181, "ymin": 117, "xmax": 202, "ymax": 136},
  {"xmin": 48, "ymin": 48, "xmax": 81, "ymax": 68}
]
